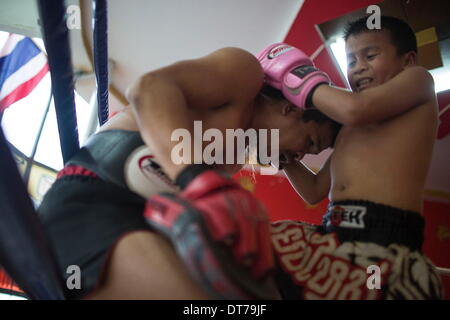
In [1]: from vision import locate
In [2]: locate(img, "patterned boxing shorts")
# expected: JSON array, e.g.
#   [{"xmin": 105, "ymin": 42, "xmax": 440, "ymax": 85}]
[{"xmin": 271, "ymin": 200, "xmax": 443, "ymax": 300}]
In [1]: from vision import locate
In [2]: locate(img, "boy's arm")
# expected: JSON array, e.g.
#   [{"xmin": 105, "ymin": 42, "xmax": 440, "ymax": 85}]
[
  {"xmin": 283, "ymin": 155, "xmax": 332, "ymax": 205},
  {"xmin": 311, "ymin": 66, "xmax": 435, "ymax": 125},
  {"xmin": 127, "ymin": 47, "xmax": 263, "ymax": 180}
]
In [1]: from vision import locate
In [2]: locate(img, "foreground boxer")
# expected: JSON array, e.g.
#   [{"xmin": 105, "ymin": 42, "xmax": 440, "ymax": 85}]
[
  {"xmin": 261, "ymin": 16, "xmax": 442, "ymax": 299},
  {"xmin": 37, "ymin": 47, "xmax": 340, "ymax": 299}
]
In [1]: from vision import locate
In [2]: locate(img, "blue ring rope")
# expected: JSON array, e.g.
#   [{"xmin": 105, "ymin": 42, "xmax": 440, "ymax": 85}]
[
  {"xmin": 37, "ymin": 0, "xmax": 80, "ymax": 164},
  {"xmin": 93, "ymin": 0, "xmax": 109, "ymax": 126},
  {"xmin": 0, "ymin": 126, "xmax": 65, "ymax": 300}
]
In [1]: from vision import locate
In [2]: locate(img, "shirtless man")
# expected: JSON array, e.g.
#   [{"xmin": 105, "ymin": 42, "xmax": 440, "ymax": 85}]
[
  {"xmin": 37, "ymin": 46, "xmax": 339, "ymax": 299},
  {"xmin": 265, "ymin": 16, "xmax": 442, "ymax": 299}
]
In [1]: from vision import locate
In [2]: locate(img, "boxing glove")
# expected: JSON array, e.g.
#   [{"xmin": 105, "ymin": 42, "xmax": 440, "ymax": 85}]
[
  {"xmin": 144, "ymin": 164, "xmax": 278, "ymax": 299},
  {"xmin": 256, "ymin": 43, "xmax": 330, "ymax": 109}
]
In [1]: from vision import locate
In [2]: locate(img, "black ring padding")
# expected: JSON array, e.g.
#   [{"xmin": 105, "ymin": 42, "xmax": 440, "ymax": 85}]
[
  {"xmin": 36, "ymin": 0, "xmax": 80, "ymax": 164},
  {"xmin": 0, "ymin": 126, "xmax": 65, "ymax": 300},
  {"xmin": 93, "ymin": 0, "xmax": 109, "ymax": 126}
]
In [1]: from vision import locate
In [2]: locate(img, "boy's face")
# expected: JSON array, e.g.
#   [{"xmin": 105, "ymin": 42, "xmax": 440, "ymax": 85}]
[{"xmin": 345, "ymin": 31, "xmax": 408, "ymax": 93}]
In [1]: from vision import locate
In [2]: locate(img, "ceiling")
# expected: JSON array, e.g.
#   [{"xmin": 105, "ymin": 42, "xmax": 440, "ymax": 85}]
[
  {"xmin": 0, "ymin": 0, "xmax": 305, "ymax": 108},
  {"xmin": 73, "ymin": 0, "xmax": 306, "ymax": 109}
]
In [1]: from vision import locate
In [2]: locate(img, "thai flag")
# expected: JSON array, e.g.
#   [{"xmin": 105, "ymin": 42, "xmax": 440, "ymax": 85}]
[{"xmin": 0, "ymin": 34, "xmax": 49, "ymax": 112}]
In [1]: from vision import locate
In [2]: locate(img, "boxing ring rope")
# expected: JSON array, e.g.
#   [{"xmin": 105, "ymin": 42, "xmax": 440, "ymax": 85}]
[
  {"xmin": 93, "ymin": 0, "xmax": 109, "ymax": 126},
  {"xmin": 37, "ymin": 0, "xmax": 80, "ymax": 164},
  {"xmin": 79, "ymin": 0, "xmax": 129, "ymax": 108},
  {"xmin": 0, "ymin": 126, "xmax": 65, "ymax": 300}
]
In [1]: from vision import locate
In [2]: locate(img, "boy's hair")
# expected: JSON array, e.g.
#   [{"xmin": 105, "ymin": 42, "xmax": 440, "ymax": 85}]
[
  {"xmin": 344, "ymin": 15, "xmax": 417, "ymax": 55},
  {"xmin": 260, "ymin": 84, "xmax": 342, "ymax": 146}
]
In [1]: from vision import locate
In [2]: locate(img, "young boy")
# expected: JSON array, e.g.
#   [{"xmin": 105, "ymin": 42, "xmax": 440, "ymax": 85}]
[{"xmin": 266, "ymin": 16, "xmax": 442, "ymax": 299}]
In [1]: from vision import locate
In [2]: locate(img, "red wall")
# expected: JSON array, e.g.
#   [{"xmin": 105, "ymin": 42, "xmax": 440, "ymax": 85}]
[
  {"xmin": 437, "ymin": 90, "xmax": 450, "ymax": 139},
  {"xmin": 422, "ymin": 200, "xmax": 450, "ymax": 289},
  {"xmin": 234, "ymin": 169, "xmax": 328, "ymax": 224}
]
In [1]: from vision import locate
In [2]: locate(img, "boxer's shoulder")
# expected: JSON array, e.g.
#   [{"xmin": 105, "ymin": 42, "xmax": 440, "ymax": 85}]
[{"xmin": 69, "ymin": 130, "xmax": 177, "ymax": 198}]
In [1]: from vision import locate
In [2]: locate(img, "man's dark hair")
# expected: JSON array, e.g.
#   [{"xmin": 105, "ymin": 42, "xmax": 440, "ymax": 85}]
[
  {"xmin": 303, "ymin": 109, "xmax": 342, "ymax": 147},
  {"xmin": 260, "ymin": 84, "xmax": 342, "ymax": 147},
  {"xmin": 344, "ymin": 15, "xmax": 417, "ymax": 55}
]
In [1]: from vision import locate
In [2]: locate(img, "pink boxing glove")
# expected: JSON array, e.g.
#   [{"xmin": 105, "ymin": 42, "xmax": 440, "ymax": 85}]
[{"xmin": 256, "ymin": 43, "xmax": 330, "ymax": 109}]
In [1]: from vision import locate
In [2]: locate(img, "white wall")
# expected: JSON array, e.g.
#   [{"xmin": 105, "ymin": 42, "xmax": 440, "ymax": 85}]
[
  {"xmin": 105, "ymin": 0, "xmax": 305, "ymax": 96},
  {"xmin": 0, "ymin": 0, "xmax": 305, "ymax": 108}
]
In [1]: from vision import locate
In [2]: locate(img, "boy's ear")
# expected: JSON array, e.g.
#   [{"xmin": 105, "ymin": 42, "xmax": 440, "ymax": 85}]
[{"xmin": 403, "ymin": 51, "xmax": 417, "ymax": 68}]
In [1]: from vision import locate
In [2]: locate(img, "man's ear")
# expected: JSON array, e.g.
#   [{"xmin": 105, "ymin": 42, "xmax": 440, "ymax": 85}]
[
  {"xmin": 281, "ymin": 103, "xmax": 297, "ymax": 116},
  {"xmin": 403, "ymin": 51, "xmax": 417, "ymax": 68}
]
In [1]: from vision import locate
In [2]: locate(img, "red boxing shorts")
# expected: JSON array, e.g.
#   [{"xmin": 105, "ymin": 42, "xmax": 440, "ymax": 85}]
[{"xmin": 37, "ymin": 130, "xmax": 177, "ymax": 299}]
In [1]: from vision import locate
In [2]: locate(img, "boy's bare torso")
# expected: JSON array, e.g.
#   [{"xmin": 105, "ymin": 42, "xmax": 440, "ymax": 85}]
[{"xmin": 330, "ymin": 99, "xmax": 438, "ymax": 213}]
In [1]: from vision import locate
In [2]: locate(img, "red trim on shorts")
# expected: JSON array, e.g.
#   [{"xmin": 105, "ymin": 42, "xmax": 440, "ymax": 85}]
[
  {"xmin": 57, "ymin": 165, "xmax": 98, "ymax": 179},
  {"xmin": 0, "ymin": 269, "xmax": 24, "ymax": 294}
]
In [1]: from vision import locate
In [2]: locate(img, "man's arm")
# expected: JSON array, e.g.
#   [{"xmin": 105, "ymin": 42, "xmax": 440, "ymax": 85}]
[
  {"xmin": 283, "ymin": 155, "xmax": 332, "ymax": 205},
  {"xmin": 312, "ymin": 66, "xmax": 435, "ymax": 125},
  {"xmin": 127, "ymin": 47, "xmax": 264, "ymax": 180},
  {"xmin": 126, "ymin": 49, "xmax": 278, "ymax": 299}
]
